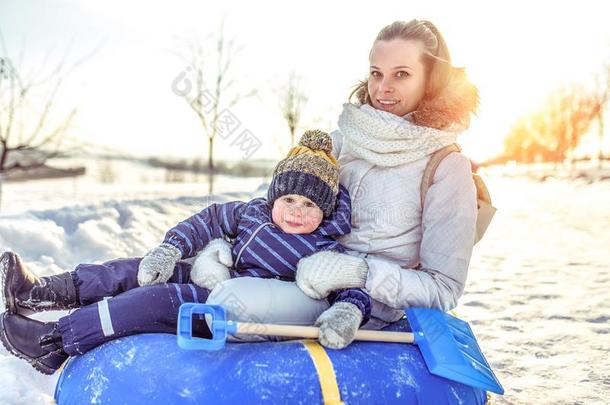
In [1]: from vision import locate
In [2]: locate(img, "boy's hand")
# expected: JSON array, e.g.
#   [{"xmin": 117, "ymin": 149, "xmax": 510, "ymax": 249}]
[
  {"xmin": 296, "ymin": 251, "xmax": 368, "ymax": 299},
  {"xmin": 190, "ymin": 239, "xmax": 233, "ymax": 290},
  {"xmin": 316, "ymin": 302, "xmax": 363, "ymax": 349},
  {"xmin": 137, "ymin": 243, "xmax": 182, "ymax": 286}
]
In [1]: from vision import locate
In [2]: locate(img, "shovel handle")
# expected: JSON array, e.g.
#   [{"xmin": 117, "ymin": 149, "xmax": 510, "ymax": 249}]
[{"xmin": 235, "ymin": 322, "xmax": 415, "ymax": 344}]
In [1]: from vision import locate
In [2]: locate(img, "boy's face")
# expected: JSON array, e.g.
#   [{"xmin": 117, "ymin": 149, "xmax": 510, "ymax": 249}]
[{"xmin": 272, "ymin": 194, "xmax": 323, "ymax": 234}]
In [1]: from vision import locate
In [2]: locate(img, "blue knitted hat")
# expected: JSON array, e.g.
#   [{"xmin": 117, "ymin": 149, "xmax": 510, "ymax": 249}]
[{"xmin": 267, "ymin": 130, "xmax": 339, "ymax": 217}]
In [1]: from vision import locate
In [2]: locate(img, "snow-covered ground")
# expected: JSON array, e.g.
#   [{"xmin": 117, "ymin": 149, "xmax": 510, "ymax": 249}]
[
  {"xmin": 457, "ymin": 175, "xmax": 610, "ymax": 404},
  {"xmin": 0, "ymin": 163, "xmax": 609, "ymax": 404}
]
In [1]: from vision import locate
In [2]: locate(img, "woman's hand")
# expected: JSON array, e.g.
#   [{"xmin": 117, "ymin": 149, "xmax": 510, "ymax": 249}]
[
  {"xmin": 190, "ymin": 238, "xmax": 233, "ymax": 290},
  {"xmin": 296, "ymin": 251, "xmax": 368, "ymax": 299},
  {"xmin": 316, "ymin": 302, "xmax": 363, "ymax": 349},
  {"xmin": 138, "ymin": 243, "xmax": 182, "ymax": 286}
]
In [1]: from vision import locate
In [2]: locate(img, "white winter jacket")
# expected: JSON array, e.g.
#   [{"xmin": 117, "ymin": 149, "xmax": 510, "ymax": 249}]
[{"xmin": 331, "ymin": 126, "xmax": 477, "ymax": 325}]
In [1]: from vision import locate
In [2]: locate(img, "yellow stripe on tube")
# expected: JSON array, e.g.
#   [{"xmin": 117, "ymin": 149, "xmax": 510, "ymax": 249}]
[{"xmin": 302, "ymin": 340, "xmax": 344, "ymax": 405}]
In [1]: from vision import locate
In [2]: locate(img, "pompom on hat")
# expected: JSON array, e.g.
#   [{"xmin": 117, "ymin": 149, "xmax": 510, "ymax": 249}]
[{"xmin": 267, "ymin": 130, "xmax": 339, "ymax": 217}]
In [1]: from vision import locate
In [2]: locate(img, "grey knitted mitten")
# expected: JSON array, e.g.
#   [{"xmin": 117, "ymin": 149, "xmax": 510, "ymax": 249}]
[
  {"xmin": 316, "ymin": 302, "xmax": 363, "ymax": 349},
  {"xmin": 137, "ymin": 243, "xmax": 182, "ymax": 286},
  {"xmin": 296, "ymin": 251, "xmax": 368, "ymax": 299}
]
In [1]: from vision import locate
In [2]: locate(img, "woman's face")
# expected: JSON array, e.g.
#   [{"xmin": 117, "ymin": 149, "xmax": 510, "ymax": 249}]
[
  {"xmin": 367, "ymin": 39, "xmax": 428, "ymax": 117},
  {"xmin": 271, "ymin": 194, "xmax": 323, "ymax": 234}
]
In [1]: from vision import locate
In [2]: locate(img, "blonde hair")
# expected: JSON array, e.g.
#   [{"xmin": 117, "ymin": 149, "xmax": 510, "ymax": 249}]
[{"xmin": 350, "ymin": 19, "xmax": 478, "ymax": 129}]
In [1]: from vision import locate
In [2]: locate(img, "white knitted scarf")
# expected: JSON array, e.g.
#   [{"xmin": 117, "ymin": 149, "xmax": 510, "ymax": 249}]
[{"xmin": 338, "ymin": 103, "xmax": 460, "ymax": 167}]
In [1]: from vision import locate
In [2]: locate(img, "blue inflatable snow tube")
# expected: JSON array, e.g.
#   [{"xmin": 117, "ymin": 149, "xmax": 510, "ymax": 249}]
[{"xmin": 54, "ymin": 319, "xmax": 488, "ymax": 404}]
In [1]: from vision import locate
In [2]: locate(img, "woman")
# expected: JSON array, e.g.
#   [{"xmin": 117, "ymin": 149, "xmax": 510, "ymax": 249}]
[{"xmin": 205, "ymin": 18, "xmax": 479, "ymax": 349}]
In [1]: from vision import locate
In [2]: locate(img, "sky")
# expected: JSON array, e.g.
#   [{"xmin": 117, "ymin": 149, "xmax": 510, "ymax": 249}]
[{"xmin": 1, "ymin": 0, "xmax": 609, "ymax": 162}]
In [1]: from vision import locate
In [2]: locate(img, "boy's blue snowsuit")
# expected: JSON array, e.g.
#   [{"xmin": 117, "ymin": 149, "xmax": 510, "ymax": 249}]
[{"xmin": 57, "ymin": 185, "xmax": 371, "ymax": 355}]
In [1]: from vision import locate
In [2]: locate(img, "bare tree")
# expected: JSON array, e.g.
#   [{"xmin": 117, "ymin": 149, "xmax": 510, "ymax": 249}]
[
  {"xmin": 504, "ymin": 115, "xmax": 553, "ymax": 164},
  {"xmin": 171, "ymin": 21, "xmax": 255, "ymax": 194},
  {"xmin": 549, "ymin": 84, "xmax": 602, "ymax": 166},
  {"xmin": 279, "ymin": 72, "xmax": 307, "ymax": 149},
  {"xmin": 593, "ymin": 65, "xmax": 610, "ymax": 169},
  {"xmin": 502, "ymin": 82, "xmax": 603, "ymax": 166},
  {"xmin": 0, "ymin": 33, "xmax": 85, "ymax": 208}
]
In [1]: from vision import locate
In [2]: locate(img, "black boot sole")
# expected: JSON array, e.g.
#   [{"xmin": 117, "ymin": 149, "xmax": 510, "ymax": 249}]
[{"xmin": 0, "ymin": 312, "xmax": 63, "ymax": 375}]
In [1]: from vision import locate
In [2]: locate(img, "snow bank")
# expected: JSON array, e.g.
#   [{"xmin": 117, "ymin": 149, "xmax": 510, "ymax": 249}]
[{"xmin": 0, "ymin": 189, "xmax": 262, "ymax": 405}]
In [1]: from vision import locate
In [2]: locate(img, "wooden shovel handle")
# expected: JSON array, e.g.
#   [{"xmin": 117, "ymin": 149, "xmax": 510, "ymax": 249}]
[{"xmin": 235, "ymin": 322, "xmax": 415, "ymax": 344}]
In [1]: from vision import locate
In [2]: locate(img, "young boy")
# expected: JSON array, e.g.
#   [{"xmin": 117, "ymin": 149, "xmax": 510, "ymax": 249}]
[{"xmin": 0, "ymin": 130, "xmax": 371, "ymax": 374}]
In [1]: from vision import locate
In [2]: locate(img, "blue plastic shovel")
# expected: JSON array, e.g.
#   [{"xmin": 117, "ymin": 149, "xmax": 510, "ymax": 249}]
[{"xmin": 177, "ymin": 303, "xmax": 504, "ymax": 395}]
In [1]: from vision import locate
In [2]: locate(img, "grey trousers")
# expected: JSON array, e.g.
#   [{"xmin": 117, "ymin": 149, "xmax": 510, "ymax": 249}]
[{"xmin": 206, "ymin": 277, "xmax": 330, "ymax": 342}]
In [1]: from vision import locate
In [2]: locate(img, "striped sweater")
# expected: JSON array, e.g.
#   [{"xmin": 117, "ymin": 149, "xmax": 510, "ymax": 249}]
[{"xmin": 163, "ymin": 184, "xmax": 371, "ymax": 322}]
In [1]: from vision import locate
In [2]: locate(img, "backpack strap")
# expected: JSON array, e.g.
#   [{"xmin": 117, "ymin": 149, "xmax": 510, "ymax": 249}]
[
  {"xmin": 420, "ymin": 143, "xmax": 462, "ymax": 209},
  {"xmin": 420, "ymin": 143, "xmax": 497, "ymax": 245}
]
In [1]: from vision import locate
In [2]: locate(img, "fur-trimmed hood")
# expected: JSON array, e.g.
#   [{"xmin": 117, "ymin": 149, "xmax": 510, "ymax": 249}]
[{"xmin": 410, "ymin": 68, "xmax": 479, "ymax": 131}]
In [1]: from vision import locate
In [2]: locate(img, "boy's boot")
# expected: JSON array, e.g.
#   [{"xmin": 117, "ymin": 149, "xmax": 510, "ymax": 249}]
[
  {"xmin": 0, "ymin": 312, "xmax": 69, "ymax": 374},
  {"xmin": 1, "ymin": 251, "xmax": 78, "ymax": 315}
]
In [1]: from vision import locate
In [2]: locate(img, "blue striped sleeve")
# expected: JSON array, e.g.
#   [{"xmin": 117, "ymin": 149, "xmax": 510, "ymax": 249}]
[
  {"xmin": 328, "ymin": 288, "xmax": 372, "ymax": 325},
  {"xmin": 316, "ymin": 239, "xmax": 346, "ymax": 254},
  {"xmin": 318, "ymin": 184, "xmax": 352, "ymax": 236},
  {"xmin": 163, "ymin": 200, "xmax": 247, "ymax": 258}
]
